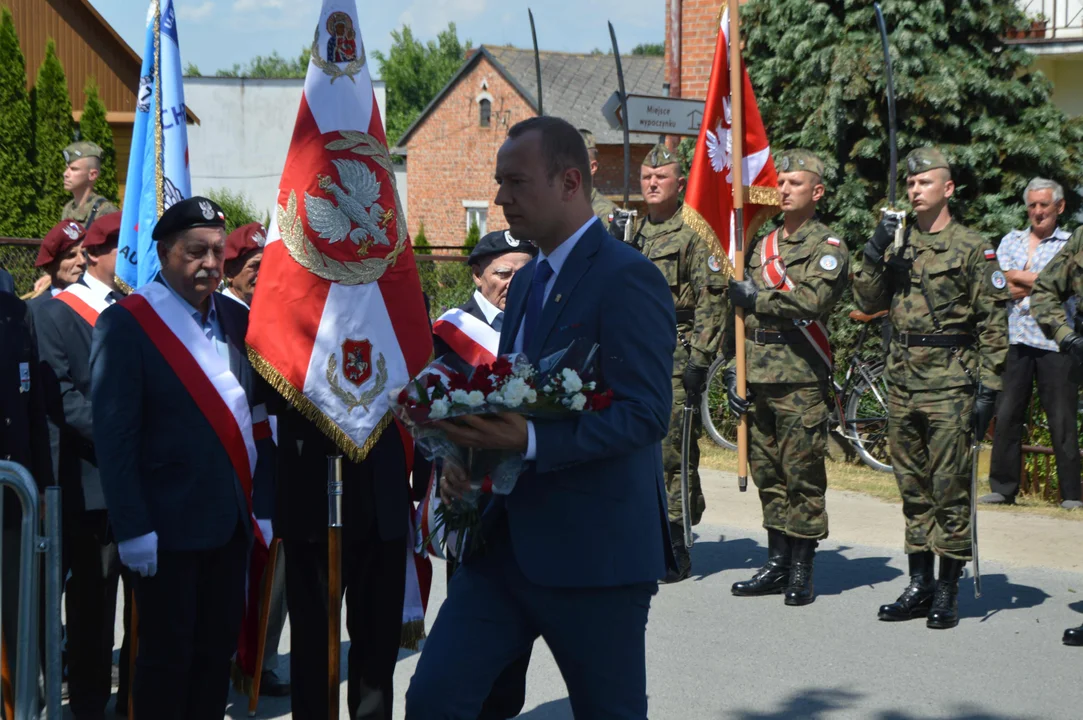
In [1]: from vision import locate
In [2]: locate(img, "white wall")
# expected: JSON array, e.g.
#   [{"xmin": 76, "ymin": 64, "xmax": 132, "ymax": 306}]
[{"xmin": 184, "ymin": 77, "xmax": 387, "ymax": 218}]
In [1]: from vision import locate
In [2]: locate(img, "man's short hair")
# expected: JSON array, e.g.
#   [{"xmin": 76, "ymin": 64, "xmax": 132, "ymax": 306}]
[
  {"xmin": 85, "ymin": 156, "xmax": 101, "ymax": 171},
  {"xmin": 507, "ymin": 116, "xmax": 592, "ymax": 196},
  {"xmin": 1023, "ymin": 177, "xmax": 1064, "ymax": 205}
]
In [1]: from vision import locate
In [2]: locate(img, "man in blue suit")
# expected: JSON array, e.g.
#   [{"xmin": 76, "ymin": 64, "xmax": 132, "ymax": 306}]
[
  {"xmin": 405, "ymin": 116, "xmax": 676, "ymax": 718},
  {"xmin": 90, "ymin": 197, "xmax": 275, "ymax": 720}
]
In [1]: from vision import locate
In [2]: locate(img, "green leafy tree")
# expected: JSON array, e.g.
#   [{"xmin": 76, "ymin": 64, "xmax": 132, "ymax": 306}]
[
  {"xmin": 184, "ymin": 61, "xmax": 201, "ymax": 76},
  {"xmin": 0, "ymin": 8, "xmax": 37, "ymax": 237},
  {"xmin": 33, "ymin": 40, "xmax": 74, "ymax": 234},
  {"xmin": 740, "ymin": 0, "xmax": 1083, "ymax": 371},
  {"xmin": 79, "ymin": 80, "xmax": 118, "ymax": 203},
  {"xmin": 413, "ymin": 221, "xmax": 432, "ymax": 255},
  {"xmin": 216, "ymin": 48, "xmax": 311, "ymax": 78},
  {"xmin": 631, "ymin": 42, "xmax": 665, "ymax": 56},
  {"xmin": 464, "ymin": 218, "xmax": 480, "ymax": 254},
  {"xmin": 205, "ymin": 188, "xmax": 270, "ymax": 233},
  {"xmin": 373, "ymin": 23, "xmax": 469, "ymax": 146}
]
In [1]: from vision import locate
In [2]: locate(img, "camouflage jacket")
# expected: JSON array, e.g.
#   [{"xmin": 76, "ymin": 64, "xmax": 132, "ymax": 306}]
[
  {"xmin": 740, "ymin": 219, "xmax": 850, "ymax": 384},
  {"xmin": 852, "ymin": 220, "xmax": 1010, "ymax": 391},
  {"xmin": 635, "ymin": 204, "xmax": 727, "ymax": 372},
  {"xmin": 591, "ymin": 188, "xmax": 617, "ymax": 226},
  {"xmin": 1031, "ymin": 226, "xmax": 1083, "ymax": 346},
  {"xmin": 61, "ymin": 193, "xmax": 119, "ymax": 228}
]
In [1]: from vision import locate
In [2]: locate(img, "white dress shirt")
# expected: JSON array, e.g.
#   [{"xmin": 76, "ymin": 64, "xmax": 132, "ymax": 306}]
[
  {"xmin": 81, "ymin": 272, "xmax": 115, "ymax": 304},
  {"xmin": 472, "ymin": 289, "xmax": 502, "ymax": 326}
]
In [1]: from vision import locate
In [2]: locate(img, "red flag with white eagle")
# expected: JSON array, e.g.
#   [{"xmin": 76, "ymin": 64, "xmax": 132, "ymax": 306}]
[
  {"xmin": 683, "ymin": 6, "xmax": 780, "ymax": 277},
  {"xmin": 245, "ymin": 0, "xmax": 433, "ymax": 650}
]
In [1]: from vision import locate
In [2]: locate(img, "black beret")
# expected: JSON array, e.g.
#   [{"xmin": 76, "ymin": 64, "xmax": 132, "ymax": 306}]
[
  {"xmin": 468, "ymin": 230, "xmax": 537, "ymax": 266},
  {"xmin": 151, "ymin": 196, "xmax": 227, "ymax": 241}
]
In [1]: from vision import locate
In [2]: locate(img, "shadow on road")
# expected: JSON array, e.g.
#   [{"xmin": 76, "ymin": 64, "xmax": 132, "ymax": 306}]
[
  {"xmin": 1068, "ymin": 599, "xmax": 1083, "ymax": 615},
  {"xmin": 957, "ymin": 573, "xmax": 1050, "ymax": 620},
  {"xmin": 730, "ymin": 687, "xmax": 1041, "ymax": 719},
  {"xmin": 518, "ymin": 697, "xmax": 574, "ymax": 718},
  {"xmin": 690, "ymin": 537, "xmax": 902, "ymax": 595}
]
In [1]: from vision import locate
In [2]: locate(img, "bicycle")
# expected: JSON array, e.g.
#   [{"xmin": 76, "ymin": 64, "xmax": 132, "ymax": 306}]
[{"xmin": 701, "ymin": 309, "xmax": 893, "ymax": 473}]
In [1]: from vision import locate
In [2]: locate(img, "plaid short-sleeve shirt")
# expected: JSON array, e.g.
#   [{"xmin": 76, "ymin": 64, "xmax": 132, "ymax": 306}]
[{"xmin": 996, "ymin": 226, "xmax": 1074, "ymax": 351}]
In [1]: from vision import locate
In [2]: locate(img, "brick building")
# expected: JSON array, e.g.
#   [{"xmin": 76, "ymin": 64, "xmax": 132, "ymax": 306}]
[{"xmin": 395, "ymin": 46, "xmax": 663, "ymax": 248}]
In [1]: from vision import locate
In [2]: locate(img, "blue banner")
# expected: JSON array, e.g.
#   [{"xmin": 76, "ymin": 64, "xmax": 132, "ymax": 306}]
[{"xmin": 117, "ymin": 0, "xmax": 191, "ymax": 290}]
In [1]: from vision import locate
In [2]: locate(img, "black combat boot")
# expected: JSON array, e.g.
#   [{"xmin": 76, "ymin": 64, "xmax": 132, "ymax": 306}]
[
  {"xmin": 878, "ymin": 551, "xmax": 935, "ymax": 621},
  {"xmin": 732, "ymin": 529, "xmax": 791, "ymax": 596},
  {"xmin": 663, "ymin": 521, "xmax": 692, "ymax": 584},
  {"xmin": 927, "ymin": 556, "xmax": 965, "ymax": 629},
  {"xmin": 784, "ymin": 538, "xmax": 818, "ymax": 606},
  {"xmin": 1063, "ymin": 625, "xmax": 1083, "ymax": 646}
]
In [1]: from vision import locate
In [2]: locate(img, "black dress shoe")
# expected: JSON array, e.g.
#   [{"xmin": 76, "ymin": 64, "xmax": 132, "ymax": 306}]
[
  {"xmin": 1063, "ymin": 624, "xmax": 1083, "ymax": 646},
  {"xmin": 663, "ymin": 522, "xmax": 692, "ymax": 584},
  {"xmin": 732, "ymin": 529, "xmax": 790, "ymax": 596},
  {"xmin": 784, "ymin": 538, "xmax": 817, "ymax": 606},
  {"xmin": 926, "ymin": 556, "xmax": 965, "ymax": 629},
  {"xmin": 878, "ymin": 551, "xmax": 935, "ymax": 621},
  {"xmin": 259, "ymin": 670, "xmax": 291, "ymax": 697}
]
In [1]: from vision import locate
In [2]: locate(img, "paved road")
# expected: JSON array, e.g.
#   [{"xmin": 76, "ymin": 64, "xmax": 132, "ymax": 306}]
[{"xmin": 91, "ymin": 469, "xmax": 1083, "ymax": 718}]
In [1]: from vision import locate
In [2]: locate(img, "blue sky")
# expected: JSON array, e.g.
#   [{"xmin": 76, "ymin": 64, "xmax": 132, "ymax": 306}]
[{"xmin": 87, "ymin": 0, "xmax": 664, "ymax": 78}]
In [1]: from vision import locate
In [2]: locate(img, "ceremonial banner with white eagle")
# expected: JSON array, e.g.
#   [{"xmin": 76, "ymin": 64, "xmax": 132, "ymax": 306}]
[
  {"xmin": 246, "ymin": 1, "xmax": 432, "ymax": 461},
  {"xmin": 683, "ymin": 6, "xmax": 780, "ymax": 276}
]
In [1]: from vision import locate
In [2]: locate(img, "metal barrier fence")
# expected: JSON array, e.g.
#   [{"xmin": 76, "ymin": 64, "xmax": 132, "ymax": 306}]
[
  {"xmin": 0, "ymin": 462, "xmax": 62, "ymax": 719},
  {"xmin": 0, "ymin": 240, "xmax": 42, "ymax": 299}
]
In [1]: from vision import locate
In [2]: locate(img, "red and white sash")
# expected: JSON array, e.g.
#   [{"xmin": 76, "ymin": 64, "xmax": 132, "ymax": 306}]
[
  {"xmin": 759, "ymin": 229, "xmax": 834, "ymax": 369},
  {"xmin": 119, "ymin": 283, "xmax": 267, "ymax": 547},
  {"xmin": 55, "ymin": 283, "xmax": 109, "ymax": 327},
  {"xmin": 432, "ymin": 307, "xmax": 500, "ymax": 366}
]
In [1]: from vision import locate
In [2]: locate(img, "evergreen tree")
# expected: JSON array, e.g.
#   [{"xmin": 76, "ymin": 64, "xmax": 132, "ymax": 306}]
[
  {"xmin": 742, "ymin": 0, "xmax": 1083, "ymax": 244},
  {"xmin": 0, "ymin": 9, "xmax": 38, "ymax": 237},
  {"xmin": 464, "ymin": 218, "xmax": 481, "ymax": 254},
  {"xmin": 413, "ymin": 221, "xmax": 431, "ymax": 254},
  {"xmin": 33, "ymin": 40, "xmax": 74, "ymax": 234},
  {"xmin": 79, "ymin": 80, "xmax": 118, "ymax": 203},
  {"xmin": 206, "ymin": 188, "xmax": 271, "ymax": 233}
]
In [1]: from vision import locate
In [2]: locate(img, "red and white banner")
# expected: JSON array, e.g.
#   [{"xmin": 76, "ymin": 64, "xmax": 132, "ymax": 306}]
[
  {"xmin": 683, "ymin": 6, "xmax": 780, "ymax": 277},
  {"xmin": 56, "ymin": 282, "xmax": 110, "ymax": 326},
  {"xmin": 246, "ymin": 0, "xmax": 432, "ymax": 463},
  {"xmin": 432, "ymin": 307, "xmax": 500, "ymax": 366},
  {"xmin": 760, "ymin": 230, "xmax": 833, "ymax": 369}
]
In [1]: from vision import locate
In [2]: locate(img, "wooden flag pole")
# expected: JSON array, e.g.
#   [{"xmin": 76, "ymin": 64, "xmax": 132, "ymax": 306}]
[
  {"xmin": 728, "ymin": 0, "xmax": 749, "ymax": 492},
  {"xmin": 248, "ymin": 538, "xmax": 282, "ymax": 716}
]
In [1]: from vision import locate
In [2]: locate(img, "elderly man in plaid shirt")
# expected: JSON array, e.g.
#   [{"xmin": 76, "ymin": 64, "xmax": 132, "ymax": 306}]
[{"xmin": 982, "ymin": 178, "xmax": 1082, "ymax": 509}]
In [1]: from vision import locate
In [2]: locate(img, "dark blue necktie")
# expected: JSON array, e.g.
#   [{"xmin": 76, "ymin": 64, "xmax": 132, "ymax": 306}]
[
  {"xmin": 492, "ymin": 312, "xmax": 504, "ymax": 332},
  {"xmin": 522, "ymin": 259, "xmax": 553, "ymax": 350}
]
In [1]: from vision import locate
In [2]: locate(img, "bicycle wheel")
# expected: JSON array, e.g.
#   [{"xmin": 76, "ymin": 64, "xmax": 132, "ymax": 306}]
[
  {"xmin": 701, "ymin": 355, "xmax": 738, "ymax": 450},
  {"xmin": 843, "ymin": 362, "xmax": 893, "ymax": 473}
]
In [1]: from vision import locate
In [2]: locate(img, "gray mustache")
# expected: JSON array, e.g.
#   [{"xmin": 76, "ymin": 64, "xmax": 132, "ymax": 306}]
[{"xmin": 195, "ymin": 268, "xmax": 220, "ymax": 280}]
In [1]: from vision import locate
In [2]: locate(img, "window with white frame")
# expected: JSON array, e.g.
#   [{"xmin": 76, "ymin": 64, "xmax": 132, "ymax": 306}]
[{"xmin": 463, "ymin": 201, "xmax": 488, "ymax": 237}]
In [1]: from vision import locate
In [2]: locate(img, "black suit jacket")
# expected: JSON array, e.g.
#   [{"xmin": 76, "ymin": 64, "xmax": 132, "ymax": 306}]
[
  {"xmin": 91, "ymin": 290, "xmax": 276, "ymax": 550},
  {"xmin": 34, "ymin": 286, "xmax": 103, "ymax": 516},
  {"xmin": 0, "ymin": 294, "xmax": 53, "ymax": 528}
]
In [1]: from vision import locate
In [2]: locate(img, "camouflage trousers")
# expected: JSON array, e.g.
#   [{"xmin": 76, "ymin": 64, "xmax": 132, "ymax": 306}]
[
  {"xmin": 663, "ymin": 378, "xmax": 705, "ymax": 526},
  {"xmin": 748, "ymin": 382, "xmax": 830, "ymax": 540},
  {"xmin": 887, "ymin": 384, "xmax": 974, "ymax": 560}
]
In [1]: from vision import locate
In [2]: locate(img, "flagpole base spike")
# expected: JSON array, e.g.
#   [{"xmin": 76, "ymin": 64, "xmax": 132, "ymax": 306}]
[{"xmin": 738, "ymin": 476, "xmax": 748, "ymax": 492}]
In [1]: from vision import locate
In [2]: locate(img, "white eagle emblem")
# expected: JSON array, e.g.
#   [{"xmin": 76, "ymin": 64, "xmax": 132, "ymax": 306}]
[
  {"xmin": 199, "ymin": 200, "xmax": 214, "ymax": 220},
  {"xmin": 253, "ymin": 231, "xmax": 267, "ymax": 247},
  {"xmin": 304, "ymin": 158, "xmax": 390, "ymax": 250},
  {"xmin": 504, "ymin": 231, "xmax": 520, "ymax": 248},
  {"xmin": 705, "ymin": 97, "xmax": 734, "ymax": 182},
  {"xmin": 62, "ymin": 223, "xmax": 80, "ymax": 240}
]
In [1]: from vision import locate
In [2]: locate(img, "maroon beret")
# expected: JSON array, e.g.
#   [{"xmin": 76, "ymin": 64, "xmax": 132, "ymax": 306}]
[
  {"xmin": 36, "ymin": 221, "xmax": 86, "ymax": 267},
  {"xmin": 82, "ymin": 211, "xmax": 122, "ymax": 250},
  {"xmin": 225, "ymin": 222, "xmax": 267, "ymax": 263}
]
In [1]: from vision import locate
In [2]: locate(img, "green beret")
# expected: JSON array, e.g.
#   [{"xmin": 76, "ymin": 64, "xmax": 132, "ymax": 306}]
[
  {"xmin": 642, "ymin": 143, "xmax": 677, "ymax": 168},
  {"xmin": 777, "ymin": 150, "xmax": 824, "ymax": 178},
  {"xmin": 906, "ymin": 147, "xmax": 950, "ymax": 175},
  {"xmin": 579, "ymin": 128, "xmax": 597, "ymax": 152},
  {"xmin": 62, "ymin": 141, "xmax": 103, "ymax": 163}
]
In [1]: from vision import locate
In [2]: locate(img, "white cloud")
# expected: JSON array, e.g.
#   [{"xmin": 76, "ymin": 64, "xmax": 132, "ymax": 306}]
[
  {"xmin": 178, "ymin": 2, "xmax": 216, "ymax": 22},
  {"xmin": 398, "ymin": 0, "xmax": 488, "ymax": 38},
  {"xmin": 233, "ymin": 0, "xmax": 286, "ymax": 11}
]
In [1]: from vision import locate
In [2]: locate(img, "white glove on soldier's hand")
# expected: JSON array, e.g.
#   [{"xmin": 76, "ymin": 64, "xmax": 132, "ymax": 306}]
[
  {"xmin": 257, "ymin": 519, "xmax": 273, "ymax": 543},
  {"xmin": 118, "ymin": 532, "xmax": 158, "ymax": 577}
]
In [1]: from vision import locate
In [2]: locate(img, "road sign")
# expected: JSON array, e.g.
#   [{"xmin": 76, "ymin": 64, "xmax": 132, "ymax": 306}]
[{"xmin": 602, "ymin": 93, "xmax": 706, "ymax": 138}]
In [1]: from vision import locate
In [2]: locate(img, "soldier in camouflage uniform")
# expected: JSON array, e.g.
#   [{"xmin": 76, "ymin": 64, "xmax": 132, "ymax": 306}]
[
  {"xmin": 1027, "ymin": 226, "xmax": 1083, "ymax": 646},
  {"xmin": 632, "ymin": 143, "xmax": 727, "ymax": 583},
  {"xmin": 726, "ymin": 150, "xmax": 849, "ymax": 607},
  {"xmin": 579, "ymin": 129, "xmax": 618, "ymax": 225},
  {"xmin": 61, "ymin": 142, "xmax": 119, "ymax": 229},
  {"xmin": 853, "ymin": 148, "xmax": 1009, "ymax": 629}
]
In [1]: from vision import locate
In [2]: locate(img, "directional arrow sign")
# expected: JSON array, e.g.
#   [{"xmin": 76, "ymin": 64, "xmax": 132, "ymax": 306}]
[{"xmin": 602, "ymin": 92, "xmax": 707, "ymax": 138}]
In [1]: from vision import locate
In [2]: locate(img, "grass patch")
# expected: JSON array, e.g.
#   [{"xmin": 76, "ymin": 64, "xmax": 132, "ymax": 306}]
[{"xmin": 698, "ymin": 439, "xmax": 1083, "ymax": 522}]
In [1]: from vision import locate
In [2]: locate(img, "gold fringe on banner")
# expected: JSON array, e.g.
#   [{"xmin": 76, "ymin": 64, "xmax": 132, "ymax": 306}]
[
  {"xmin": 747, "ymin": 185, "xmax": 781, "ymax": 207},
  {"xmin": 400, "ymin": 619, "xmax": 427, "ymax": 651},
  {"xmin": 114, "ymin": 275, "xmax": 134, "ymax": 295},
  {"xmin": 246, "ymin": 345, "xmax": 391, "ymax": 464},
  {"xmin": 682, "ymin": 204, "xmax": 736, "ymax": 283}
]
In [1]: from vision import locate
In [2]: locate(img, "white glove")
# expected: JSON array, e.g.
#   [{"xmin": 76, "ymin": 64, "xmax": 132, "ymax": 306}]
[
  {"xmin": 257, "ymin": 518, "xmax": 273, "ymax": 543},
  {"xmin": 118, "ymin": 532, "xmax": 158, "ymax": 577}
]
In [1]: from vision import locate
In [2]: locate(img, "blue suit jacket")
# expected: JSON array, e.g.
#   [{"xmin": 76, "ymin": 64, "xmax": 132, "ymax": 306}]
[
  {"xmin": 494, "ymin": 218, "xmax": 676, "ymax": 588},
  {"xmin": 90, "ymin": 291, "xmax": 275, "ymax": 550}
]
